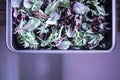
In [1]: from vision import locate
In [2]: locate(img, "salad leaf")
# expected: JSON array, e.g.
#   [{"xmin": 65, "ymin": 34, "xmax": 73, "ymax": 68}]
[
  {"xmin": 11, "ymin": 0, "xmax": 22, "ymax": 8},
  {"xmin": 17, "ymin": 32, "xmax": 39, "ymax": 49},
  {"xmin": 87, "ymin": 0, "xmax": 106, "ymax": 15},
  {"xmin": 73, "ymin": 2, "xmax": 90, "ymax": 15},
  {"xmin": 57, "ymin": 41, "xmax": 71, "ymax": 50},
  {"xmin": 60, "ymin": 0, "xmax": 70, "ymax": 8},
  {"xmin": 32, "ymin": 0, "xmax": 43, "ymax": 11},
  {"xmin": 23, "ymin": 0, "xmax": 32, "ymax": 9},
  {"xmin": 45, "ymin": 0, "xmax": 60, "ymax": 15},
  {"xmin": 12, "ymin": 0, "xmax": 110, "ymax": 50},
  {"xmin": 15, "ymin": 18, "xmax": 40, "ymax": 33}
]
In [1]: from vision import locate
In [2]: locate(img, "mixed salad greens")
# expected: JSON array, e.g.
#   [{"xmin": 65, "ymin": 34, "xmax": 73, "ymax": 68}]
[{"xmin": 12, "ymin": 0, "xmax": 112, "ymax": 50}]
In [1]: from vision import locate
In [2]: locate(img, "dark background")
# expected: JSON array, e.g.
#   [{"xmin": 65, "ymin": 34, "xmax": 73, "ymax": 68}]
[{"xmin": 0, "ymin": 0, "xmax": 120, "ymax": 80}]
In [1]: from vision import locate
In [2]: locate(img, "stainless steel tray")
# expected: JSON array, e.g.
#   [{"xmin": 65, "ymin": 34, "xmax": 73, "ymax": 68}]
[{"xmin": 6, "ymin": 0, "xmax": 116, "ymax": 53}]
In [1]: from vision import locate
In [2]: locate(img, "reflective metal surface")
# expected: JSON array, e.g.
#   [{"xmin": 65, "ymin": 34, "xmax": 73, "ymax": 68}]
[{"xmin": 0, "ymin": 0, "xmax": 120, "ymax": 80}]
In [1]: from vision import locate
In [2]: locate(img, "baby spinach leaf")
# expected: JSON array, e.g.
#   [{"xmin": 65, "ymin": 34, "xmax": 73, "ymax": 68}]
[
  {"xmin": 57, "ymin": 41, "xmax": 71, "ymax": 50},
  {"xmin": 60, "ymin": 0, "xmax": 70, "ymax": 8},
  {"xmin": 45, "ymin": 0, "xmax": 60, "ymax": 15}
]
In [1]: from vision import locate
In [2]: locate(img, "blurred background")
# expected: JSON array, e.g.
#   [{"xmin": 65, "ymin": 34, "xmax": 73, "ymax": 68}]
[{"xmin": 0, "ymin": 0, "xmax": 120, "ymax": 80}]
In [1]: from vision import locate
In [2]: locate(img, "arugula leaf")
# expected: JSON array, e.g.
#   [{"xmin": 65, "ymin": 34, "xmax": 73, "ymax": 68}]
[{"xmin": 87, "ymin": 0, "xmax": 105, "ymax": 15}]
